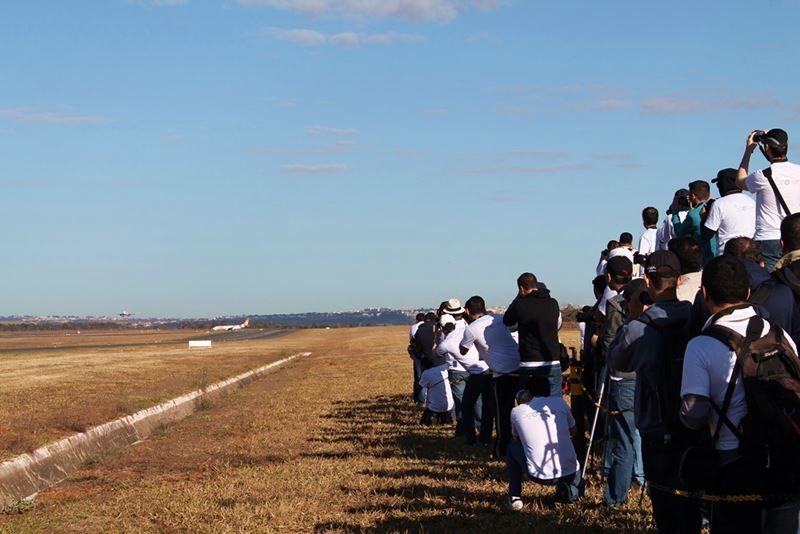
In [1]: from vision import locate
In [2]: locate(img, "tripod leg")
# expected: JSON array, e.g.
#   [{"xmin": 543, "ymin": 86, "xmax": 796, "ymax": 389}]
[{"xmin": 583, "ymin": 379, "xmax": 605, "ymax": 474}]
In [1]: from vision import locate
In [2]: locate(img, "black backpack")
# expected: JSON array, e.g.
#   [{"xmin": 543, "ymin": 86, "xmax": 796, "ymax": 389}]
[
  {"xmin": 704, "ymin": 312, "xmax": 800, "ymax": 490},
  {"xmin": 636, "ymin": 314, "xmax": 691, "ymax": 436}
]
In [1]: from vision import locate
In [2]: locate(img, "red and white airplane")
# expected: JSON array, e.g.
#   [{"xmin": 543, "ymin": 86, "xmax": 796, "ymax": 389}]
[{"xmin": 212, "ymin": 317, "xmax": 250, "ymax": 331}]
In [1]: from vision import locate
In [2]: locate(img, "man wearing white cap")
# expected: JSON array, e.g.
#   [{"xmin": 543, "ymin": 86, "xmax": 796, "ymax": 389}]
[{"xmin": 438, "ymin": 299, "xmax": 470, "ymax": 435}]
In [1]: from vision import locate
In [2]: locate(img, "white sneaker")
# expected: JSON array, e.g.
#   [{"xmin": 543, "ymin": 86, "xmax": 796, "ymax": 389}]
[{"xmin": 505, "ymin": 497, "xmax": 524, "ymax": 512}]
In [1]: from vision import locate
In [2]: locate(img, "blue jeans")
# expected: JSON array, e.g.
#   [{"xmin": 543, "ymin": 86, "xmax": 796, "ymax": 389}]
[
  {"xmin": 603, "ymin": 377, "xmax": 644, "ymax": 506},
  {"xmin": 518, "ymin": 363, "xmax": 563, "ymax": 397},
  {"xmin": 460, "ymin": 372, "xmax": 493, "ymax": 444},
  {"xmin": 506, "ymin": 440, "xmax": 583, "ymax": 502},
  {"xmin": 411, "ymin": 357, "xmax": 426, "ymax": 404},
  {"xmin": 759, "ymin": 239, "xmax": 784, "ymax": 272},
  {"xmin": 449, "ymin": 369, "xmax": 468, "ymax": 433}
]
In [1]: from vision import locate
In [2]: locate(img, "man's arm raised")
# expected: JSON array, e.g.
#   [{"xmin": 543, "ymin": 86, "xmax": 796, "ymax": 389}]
[{"xmin": 737, "ymin": 130, "xmax": 760, "ymax": 191}]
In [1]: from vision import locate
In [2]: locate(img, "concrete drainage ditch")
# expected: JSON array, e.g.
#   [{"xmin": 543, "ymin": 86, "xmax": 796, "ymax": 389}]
[{"xmin": 0, "ymin": 351, "xmax": 311, "ymax": 508}]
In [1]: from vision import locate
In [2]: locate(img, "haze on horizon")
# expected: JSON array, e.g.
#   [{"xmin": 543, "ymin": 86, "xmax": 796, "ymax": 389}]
[{"xmin": 3, "ymin": 0, "xmax": 800, "ymax": 318}]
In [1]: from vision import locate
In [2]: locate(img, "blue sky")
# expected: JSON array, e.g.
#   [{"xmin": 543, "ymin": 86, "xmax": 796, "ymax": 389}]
[{"xmin": 3, "ymin": 0, "xmax": 800, "ymax": 317}]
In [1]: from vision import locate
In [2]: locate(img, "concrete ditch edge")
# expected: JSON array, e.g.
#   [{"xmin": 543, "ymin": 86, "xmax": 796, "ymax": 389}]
[{"xmin": 0, "ymin": 351, "xmax": 311, "ymax": 507}]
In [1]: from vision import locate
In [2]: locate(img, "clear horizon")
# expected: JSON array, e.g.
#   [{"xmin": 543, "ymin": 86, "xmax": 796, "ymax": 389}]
[{"xmin": 4, "ymin": 1, "xmax": 800, "ymax": 317}]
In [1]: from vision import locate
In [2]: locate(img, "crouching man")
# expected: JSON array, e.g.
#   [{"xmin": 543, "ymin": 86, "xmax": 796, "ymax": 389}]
[
  {"xmin": 505, "ymin": 375, "xmax": 584, "ymax": 511},
  {"xmin": 418, "ymin": 360, "xmax": 455, "ymax": 425}
]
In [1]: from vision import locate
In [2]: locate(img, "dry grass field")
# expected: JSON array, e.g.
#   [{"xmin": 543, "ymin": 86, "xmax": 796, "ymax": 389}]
[
  {"xmin": 0, "ymin": 326, "xmax": 655, "ymax": 533},
  {"xmin": 0, "ymin": 328, "xmax": 295, "ymax": 459}
]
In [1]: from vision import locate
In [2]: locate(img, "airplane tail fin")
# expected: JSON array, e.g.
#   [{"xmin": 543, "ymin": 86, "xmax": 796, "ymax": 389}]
[{"xmin": 243, "ymin": 318, "xmax": 250, "ymax": 328}]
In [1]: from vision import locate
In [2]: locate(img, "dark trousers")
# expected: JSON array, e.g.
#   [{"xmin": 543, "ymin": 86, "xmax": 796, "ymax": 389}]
[
  {"xmin": 411, "ymin": 356, "xmax": 425, "ymax": 404},
  {"xmin": 420, "ymin": 409, "xmax": 454, "ymax": 425},
  {"xmin": 449, "ymin": 369, "xmax": 469, "ymax": 433},
  {"xmin": 641, "ymin": 435, "xmax": 703, "ymax": 534},
  {"xmin": 708, "ymin": 456, "xmax": 763, "ymax": 534},
  {"xmin": 461, "ymin": 372, "xmax": 494, "ymax": 444},
  {"xmin": 493, "ymin": 374, "xmax": 518, "ymax": 458}
]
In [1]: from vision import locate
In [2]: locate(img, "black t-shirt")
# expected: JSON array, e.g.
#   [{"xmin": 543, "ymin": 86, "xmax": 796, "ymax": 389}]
[{"xmin": 503, "ymin": 290, "xmax": 561, "ymax": 363}]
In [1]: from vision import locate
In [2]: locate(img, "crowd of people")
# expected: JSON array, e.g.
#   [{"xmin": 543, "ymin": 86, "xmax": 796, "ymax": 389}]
[{"xmin": 405, "ymin": 129, "xmax": 800, "ymax": 534}]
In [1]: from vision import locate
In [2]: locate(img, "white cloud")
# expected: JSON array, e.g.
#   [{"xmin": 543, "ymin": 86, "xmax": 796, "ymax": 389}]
[
  {"xmin": 0, "ymin": 110, "xmax": 110, "ymax": 125},
  {"xmin": 459, "ymin": 164, "xmax": 592, "ymax": 174},
  {"xmin": 129, "ymin": 0, "xmax": 188, "ymax": 6},
  {"xmin": 275, "ymin": 28, "xmax": 328, "ymax": 46},
  {"xmin": 281, "ymin": 163, "xmax": 348, "ymax": 174},
  {"xmin": 273, "ymin": 28, "xmax": 423, "ymax": 47},
  {"xmin": 243, "ymin": 0, "xmax": 506, "ymax": 22},
  {"xmin": 641, "ymin": 91, "xmax": 777, "ymax": 115},
  {"xmin": 306, "ymin": 125, "xmax": 357, "ymax": 135}
]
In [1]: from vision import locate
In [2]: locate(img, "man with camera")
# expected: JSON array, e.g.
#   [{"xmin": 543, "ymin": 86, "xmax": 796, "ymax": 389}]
[
  {"xmin": 503, "ymin": 272, "xmax": 563, "ymax": 397},
  {"xmin": 657, "ymin": 189, "xmax": 691, "ymax": 251},
  {"xmin": 737, "ymin": 128, "xmax": 800, "ymax": 271}
]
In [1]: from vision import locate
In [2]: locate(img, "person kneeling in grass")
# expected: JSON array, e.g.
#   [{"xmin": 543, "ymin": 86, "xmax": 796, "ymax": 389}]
[
  {"xmin": 506, "ymin": 375, "xmax": 584, "ymax": 511},
  {"xmin": 418, "ymin": 360, "xmax": 455, "ymax": 425}
]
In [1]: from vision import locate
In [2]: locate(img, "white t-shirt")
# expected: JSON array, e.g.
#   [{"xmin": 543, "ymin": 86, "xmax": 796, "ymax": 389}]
[
  {"xmin": 597, "ymin": 286, "xmax": 619, "ymax": 317},
  {"xmin": 744, "ymin": 161, "xmax": 800, "ymax": 240},
  {"xmin": 681, "ymin": 306, "xmax": 798, "ymax": 451},
  {"xmin": 703, "ymin": 193, "xmax": 756, "ymax": 255},
  {"xmin": 409, "ymin": 321, "xmax": 423, "ymax": 341},
  {"xmin": 596, "ymin": 258, "xmax": 607, "ymax": 276},
  {"xmin": 676, "ymin": 271, "xmax": 702, "ymax": 303},
  {"xmin": 639, "ymin": 227, "xmax": 658, "ymax": 256},
  {"xmin": 511, "ymin": 396, "xmax": 579, "ymax": 480},
  {"xmin": 419, "ymin": 364, "xmax": 454, "ymax": 413},
  {"xmin": 657, "ymin": 211, "xmax": 688, "ymax": 251},
  {"xmin": 435, "ymin": 322, "xmax": 475, "ymax": 374},
  {"xmin": 460, "ymin": 313, "xmax": 520, "ymax": 376},
  {"xmin": 638, "ymin": 227, "xmax": 658, "ymax": 277}
]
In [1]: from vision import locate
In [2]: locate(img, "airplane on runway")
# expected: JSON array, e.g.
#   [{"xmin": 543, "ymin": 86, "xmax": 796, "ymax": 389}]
[{"xmin": 212, "ymin": 317, "xmax": 250, "ymax": 331}]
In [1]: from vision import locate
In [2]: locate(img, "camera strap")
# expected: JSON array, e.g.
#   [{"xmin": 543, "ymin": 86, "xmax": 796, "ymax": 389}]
[{"xmin": 763, "ymin": 167, "xmax": 793, "ymax": 216}]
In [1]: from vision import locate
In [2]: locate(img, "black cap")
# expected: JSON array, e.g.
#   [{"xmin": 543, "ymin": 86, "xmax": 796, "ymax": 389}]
[
  {"xmin": 645, "ymin": 250, "xmax": 680, "ymax": 277},
  {"xmin": 763, "ymin": 128, "xmax": 788, "ymax": 148},
  {"xmin": 712, "ymin": 168, "xmax": 740, "ymax": 195},
  {"xmin": 607, "ymin": 256, "xmax": 633, "ymax": 278}
]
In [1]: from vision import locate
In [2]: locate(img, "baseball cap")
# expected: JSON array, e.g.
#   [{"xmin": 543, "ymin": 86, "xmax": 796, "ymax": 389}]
[
  {"xmin": 606, "ymin": 256, "xmax": 633, "ymax": 278},
  {"xmin": 443, "ymin": 298, "xmax": 465, "ymax": 315},
  {"xmin": 711, "ymin": 168, "xmax": 740, "ymax": 195},
  {"xmin": 645, "ymin": 250, "xmax": 681, "ymax": 277},
  {"xmin": 439, "ymin": 314, "xmax": 456, "ymax": 327},
  {"xmin": 763, "ymin": 128, "xmax": 788, "ymax": 148}
]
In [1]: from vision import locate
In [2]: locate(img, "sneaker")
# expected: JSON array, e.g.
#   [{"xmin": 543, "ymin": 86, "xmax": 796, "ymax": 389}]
[{"xmin": 505, "ymin": 497, "xmax": 524, "ymax": 512}]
